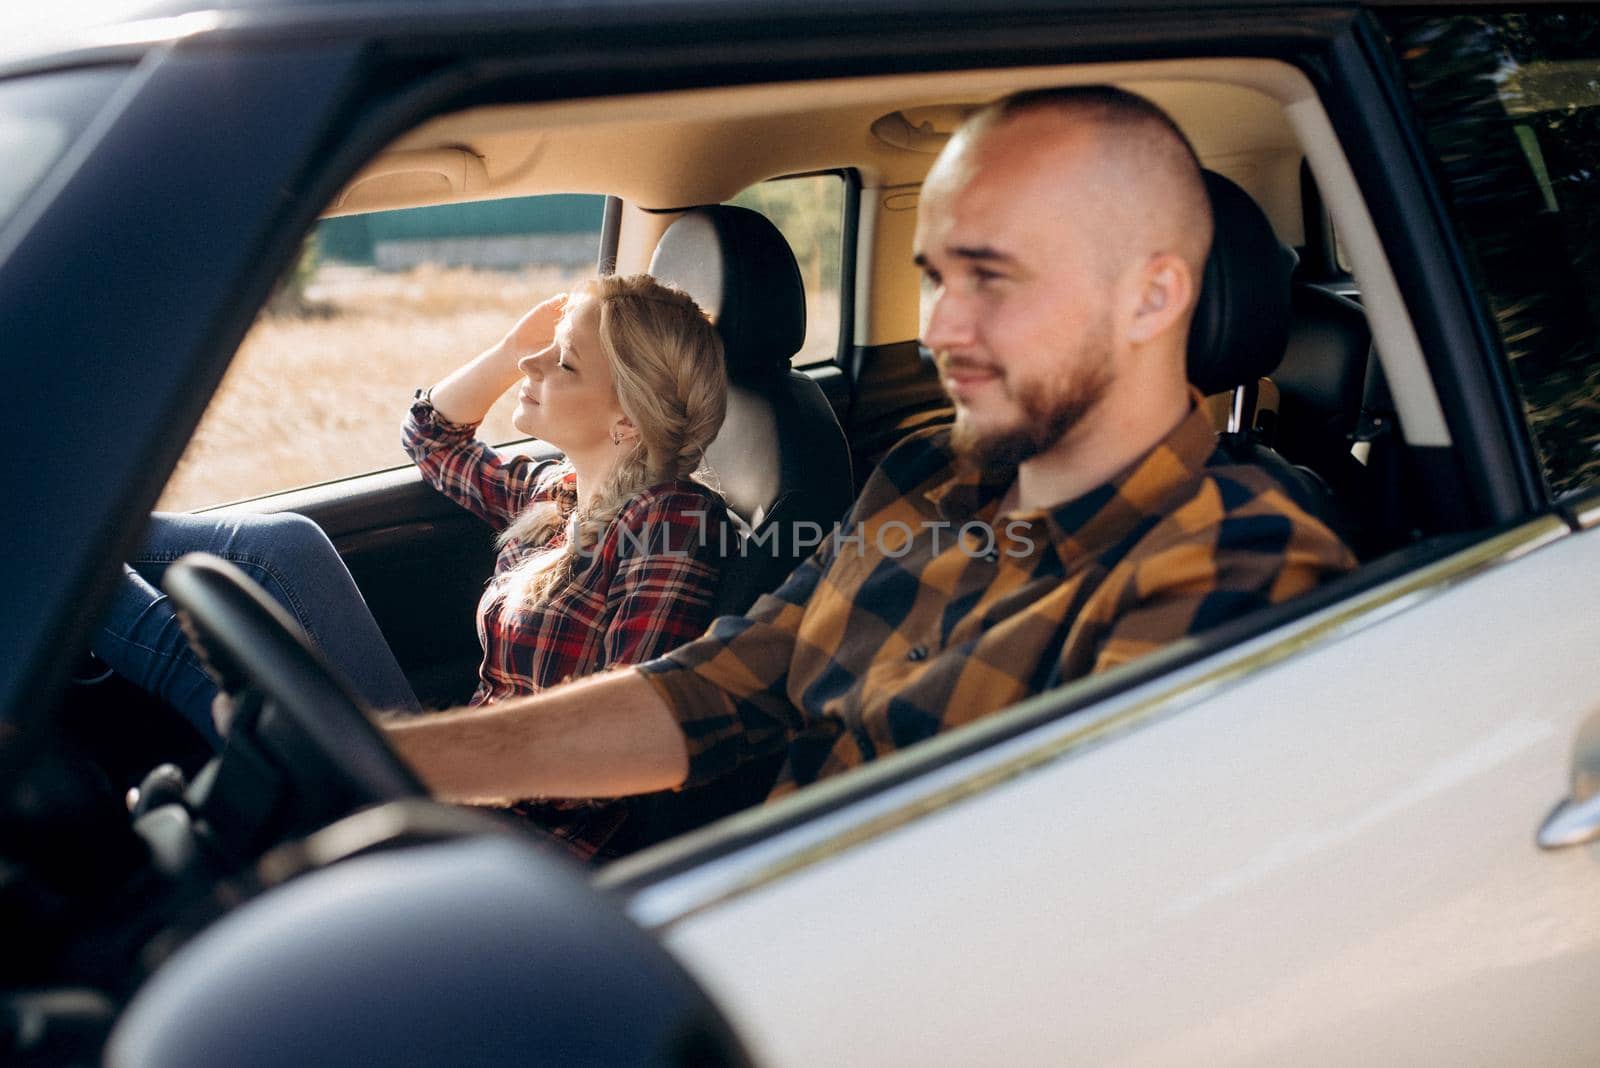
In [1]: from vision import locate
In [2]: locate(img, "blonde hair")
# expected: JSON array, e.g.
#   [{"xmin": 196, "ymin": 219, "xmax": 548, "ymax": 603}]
[{"xmin": 499, "ymin": 274, "xmax": 726, "ymax": 607}]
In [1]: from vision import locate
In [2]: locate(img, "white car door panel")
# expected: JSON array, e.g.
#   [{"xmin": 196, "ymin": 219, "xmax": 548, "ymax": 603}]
[{"xmin": 658, "ymin": 519, "xmax": 1600, "ymax": 1066}]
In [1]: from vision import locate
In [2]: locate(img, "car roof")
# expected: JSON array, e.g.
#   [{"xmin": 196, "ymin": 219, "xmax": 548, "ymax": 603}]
[
  {"xmin": 12, "ymin": 0, "xmax": 1343, "ymax": 24},
  {"xmin": 4, "ymin": 0, "xmax": 1358, "ymax": 72},
  {"xmin": 19, "ymin": 0, "xmax": 1586, "ymax": 61}
]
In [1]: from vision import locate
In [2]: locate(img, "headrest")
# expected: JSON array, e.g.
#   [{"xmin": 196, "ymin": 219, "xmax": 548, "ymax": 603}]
[
  {"xmin": 1186, "ymin": 170, "xmax": 1298, "ymax": 395},
  {"xmin": 648, "ymin": 205, "xmax": 807, "ymax": 382}
]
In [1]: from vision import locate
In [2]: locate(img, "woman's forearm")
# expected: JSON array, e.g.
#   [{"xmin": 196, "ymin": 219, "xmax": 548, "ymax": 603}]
[
  {"xmin": 426, "ymin": 339, "xmax": 522, "ymax": 426},
  {"xmin": 427, "ymin": 292, "xmax": 567, "ymax": 425}
]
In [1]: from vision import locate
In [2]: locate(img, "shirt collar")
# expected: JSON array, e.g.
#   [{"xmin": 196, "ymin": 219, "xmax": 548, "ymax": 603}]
[
  {"xmin": 924, "ymin": 451, "xmax": 1012, "ymax": 522},
  {"xmin": 924, "ymin": 394, "xmax": 1216, "ymax": 563}
]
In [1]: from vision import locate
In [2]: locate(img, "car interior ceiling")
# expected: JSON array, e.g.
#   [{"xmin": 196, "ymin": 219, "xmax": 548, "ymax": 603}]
[{"xmin": 49, "ymin": 68, "xmax": 1437, "ymax": 862}]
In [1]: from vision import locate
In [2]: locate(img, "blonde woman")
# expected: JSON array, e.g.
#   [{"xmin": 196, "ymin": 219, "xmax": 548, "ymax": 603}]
[
  {"xmin": 404, "ymin": 273, "xmax": 729, "ymax": 704},
  {"xmin": 93, "ymin": 276, "xmax": 732, "ymax": 855}
]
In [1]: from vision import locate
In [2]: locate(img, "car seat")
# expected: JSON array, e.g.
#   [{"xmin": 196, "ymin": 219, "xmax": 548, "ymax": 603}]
[
  {"xmin": 648, "ymin": 204, "xmax": 855, "ymax": 615},
  {"xmin": 1188, "ymin": 170, "xmax": 1360, "ymax": 547},
  {"xmin": 616, "ymin": 205, "xmax": 855, "ymax": 850}
]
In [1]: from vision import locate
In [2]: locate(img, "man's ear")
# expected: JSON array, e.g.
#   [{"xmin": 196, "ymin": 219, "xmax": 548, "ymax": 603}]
[{"xmin": 1126, "ymin": 252, "xmax": 1195, "ymax": 345}]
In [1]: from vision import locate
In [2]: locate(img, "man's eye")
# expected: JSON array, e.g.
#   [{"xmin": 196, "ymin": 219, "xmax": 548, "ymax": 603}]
[{"xmin": 974, "ymin": 268, "xmax": 1004, "ymax": 285}]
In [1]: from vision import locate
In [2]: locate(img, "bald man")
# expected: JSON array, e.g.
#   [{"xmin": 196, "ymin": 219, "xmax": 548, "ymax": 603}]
[{"xmin": 385, "ymin": 87, "xmax": 1354, "ymax": 817}]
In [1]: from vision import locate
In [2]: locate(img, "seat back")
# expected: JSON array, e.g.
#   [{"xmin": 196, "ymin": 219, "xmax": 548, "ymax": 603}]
[
  {"xmin": 1187, "ymin": 171, "xmax": 1298, "ymax": 399},
  {"xmin": 621, "ymin": 205, "xmax": 853, "ymax": 849},
  {"xmin": 1279, "ymin": 160, "xmax": 1375, "ymax": 491},
  {"xmin": 1186, "ymin": 170, "xmax": 1346, "ymax": 531},
  {"xmin": 649, "ymin": 205, "xmax": 855, "ymax": 616},
  {"xmin": 1277, "ymin": 284, "xmax": 1371, "ymax": 462}
]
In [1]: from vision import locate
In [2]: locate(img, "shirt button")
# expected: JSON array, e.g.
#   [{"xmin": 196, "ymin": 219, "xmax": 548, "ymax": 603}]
[{"xmin": 906, "ymin": 645, "xmax": 928, "ymax": 662}]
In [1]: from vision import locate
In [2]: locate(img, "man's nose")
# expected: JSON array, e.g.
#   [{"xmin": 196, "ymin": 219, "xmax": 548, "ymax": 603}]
[{"xmin": 921, "ymin": 288, "xmax": 976, "ymax": 351}]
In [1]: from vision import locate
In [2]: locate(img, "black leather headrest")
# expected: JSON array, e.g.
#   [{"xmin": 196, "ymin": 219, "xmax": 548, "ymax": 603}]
[
  {"xmin": 648, "ymin": 205, "xmax": 807, "ymax": 382},
  {"xmin": 1186, "ymin": 170, "xmax": 1298, "ymax": 394}
]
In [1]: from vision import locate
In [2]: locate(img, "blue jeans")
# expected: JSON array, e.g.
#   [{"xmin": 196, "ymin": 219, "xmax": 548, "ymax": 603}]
[{"xmin": 92, "ymin": 512, "xmax": 421, "ymax": 748}]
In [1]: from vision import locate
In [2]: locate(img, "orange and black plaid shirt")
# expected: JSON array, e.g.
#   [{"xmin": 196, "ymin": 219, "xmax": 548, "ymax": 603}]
[{"xmin": 640, "ymin": 402, "xmax": 1356, "ymax": 798}]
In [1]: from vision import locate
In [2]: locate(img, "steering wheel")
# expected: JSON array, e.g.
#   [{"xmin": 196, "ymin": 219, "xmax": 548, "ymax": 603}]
[{"xmin": 161, "ymin": 553, "xmax": 425, "ymax": 810}]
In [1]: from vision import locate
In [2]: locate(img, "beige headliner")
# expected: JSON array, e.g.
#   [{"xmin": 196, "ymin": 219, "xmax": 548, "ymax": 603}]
[{"xmin": 339, "ymin": 61, "xmax": 1301, "ymax": 233}]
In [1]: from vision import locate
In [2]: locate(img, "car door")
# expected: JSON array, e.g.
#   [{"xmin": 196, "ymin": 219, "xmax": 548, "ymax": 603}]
[
  {"xmin": 617, "ymin": 10, "xmax": 1600, "ymax": 1066},
  {"xmin": 641, "ymin": 513, "xmax": 1598, "ymax": 1066}
]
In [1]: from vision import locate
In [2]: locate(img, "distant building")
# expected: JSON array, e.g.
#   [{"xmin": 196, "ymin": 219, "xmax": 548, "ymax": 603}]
[{"xmin": 318, "ymin": 194, "xmax": 605, "ymax": 270}]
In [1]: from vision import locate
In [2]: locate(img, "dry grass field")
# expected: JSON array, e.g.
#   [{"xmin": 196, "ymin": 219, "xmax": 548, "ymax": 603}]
[{"xmin": 157, "ymin": 265, "xmax": 842, "ymax": 512}]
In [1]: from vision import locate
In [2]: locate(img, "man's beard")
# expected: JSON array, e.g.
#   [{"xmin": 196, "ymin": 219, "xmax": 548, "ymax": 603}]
[{"xmin": 946, "ymin": 341, "xmax": 1114, "ymax": 471}]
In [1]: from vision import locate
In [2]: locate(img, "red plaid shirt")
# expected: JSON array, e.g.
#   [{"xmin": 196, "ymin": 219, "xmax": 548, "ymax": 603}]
[{"xmin": 403, "ymin": 394, "xmax": 729, "ymax": 856}]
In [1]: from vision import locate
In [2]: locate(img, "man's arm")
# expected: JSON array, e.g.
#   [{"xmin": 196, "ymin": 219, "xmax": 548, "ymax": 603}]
[{"xmin": 382, "ymin": 668, "xmax": 688, "ymax": 803}]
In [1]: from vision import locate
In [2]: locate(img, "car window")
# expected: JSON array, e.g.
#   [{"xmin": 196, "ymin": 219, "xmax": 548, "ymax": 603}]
[
  {"xmin": 725, "ymin": 172, "xmax": 845, "ymax": 365},
  {"xmin": 157, "ymin": 194, "xmax": 604, "ymax": 510},
  {"xmin": 1382, "ymin": 11, "xmax": 1600, "ymax": 500},
  {"xmin": 0, "ymin": 67, "xmax": 126, "ymax": 230}
]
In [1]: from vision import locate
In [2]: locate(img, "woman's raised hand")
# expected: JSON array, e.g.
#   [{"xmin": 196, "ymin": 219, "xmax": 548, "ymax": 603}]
[
  {"xmin": 424, "ymin": 291, "xmax": 570, "ymax": 426},
  {"xmin": 500, "ymin": 292, "xmax": 569, "ymax": 363}
]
